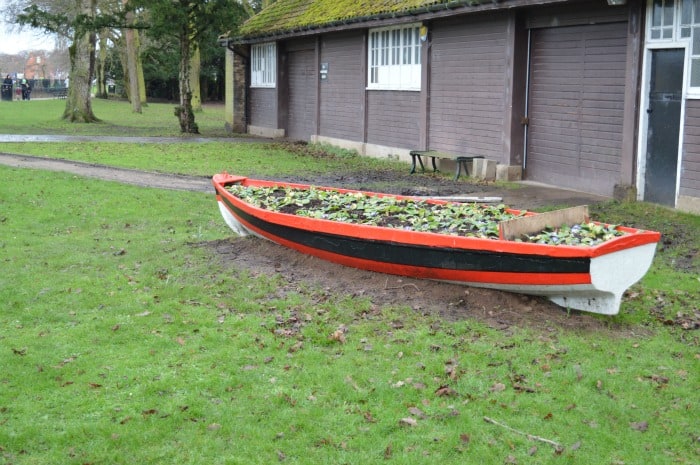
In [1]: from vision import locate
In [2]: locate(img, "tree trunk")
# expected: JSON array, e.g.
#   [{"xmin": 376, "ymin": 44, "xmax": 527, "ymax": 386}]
[
  {"xmin": 135, "ymin": 29, "xmax": 147, "ymax": 105},
  {"xmin": 95, "ymin": 31, "xmax": 109, "ymax": 98},
  {"xmin": 124, "ymin": 0, "xmax": 141, "ymax": 113},
  {"xmin": 175, "ymin": 28, "xmax": 198, "ymax": 133},
  {"xmin": 189, "ymin": 44, "xmax": 202, "ymax": 112},
  {"xmin": 63, "ymin": 0, "xmax": 98, "ymax": 123}
]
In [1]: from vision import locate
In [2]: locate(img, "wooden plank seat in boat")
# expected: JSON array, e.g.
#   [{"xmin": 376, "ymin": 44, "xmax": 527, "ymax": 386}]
[{"xmin": 409, "ymin": 150, "xmax": 484, "ymax": 180}]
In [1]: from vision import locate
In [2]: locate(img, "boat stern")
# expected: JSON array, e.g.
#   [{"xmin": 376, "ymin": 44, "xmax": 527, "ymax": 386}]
[{"xmin": 548, "ymin": 242, "xmax": 658, "ymax": 315}]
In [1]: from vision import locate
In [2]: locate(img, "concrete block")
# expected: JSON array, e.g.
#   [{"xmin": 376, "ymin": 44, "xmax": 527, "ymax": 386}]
[
  {"xmin": 248, "ymin": 125, "xmax": 285, "ymax": 138},
  {"xmin": 496, "ymin": 164, "xmax": 522, "ymax": 181},
  {"xmin": 677, "ymin": 195, "xmax": 700, "ymax": 214},
  {"xmin": 613, "ymin": 184, "xmax": 637, "ymax": 202},
  {"xmin": 473, "ymin": 158, "xmax": 497, "ymax": 181}
]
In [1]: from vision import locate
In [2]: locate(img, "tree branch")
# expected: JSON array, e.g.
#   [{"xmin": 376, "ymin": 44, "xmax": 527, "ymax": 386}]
[{"xmin": 483, "ymin": 416, "xmax": 564, "ymax": 452}]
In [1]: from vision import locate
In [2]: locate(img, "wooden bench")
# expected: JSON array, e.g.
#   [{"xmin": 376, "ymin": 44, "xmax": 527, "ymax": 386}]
[
  {"xmin": 409, "ymin": 150, "xmax": 484, "ymax": 180},
  {"xmin": 48, "ymin": 88, "xmax": 68, "ymax": 99}
]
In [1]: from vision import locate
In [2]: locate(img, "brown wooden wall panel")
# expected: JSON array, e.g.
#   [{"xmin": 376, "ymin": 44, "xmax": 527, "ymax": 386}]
[
  {"xmin": 249, "ymin": 88, "xmax": 277, "ymax": 128},
  {"xmin": 286, "ymin": 37, "xmax": 316, "ymax": 53},
  {"xmin": 525, "ymin": 21, "xmax": 627, "ymax": 196},
  {"xmin": 428, "ymin": 15, "xmax": 509, "ymax": 159},
  {"xmin": 287, "ymin": 48, "xmax": 317, "ymax": 141},
  {"xmin": 366, "ymin": 91, "xmax": 421, "ymax": 149},
  {"xmin": 526, "ymin": 0, "xmax": 628, "ymax": 29},
  {"xmin": 319, "ymin": 32, "xmax": 365, "ymax": 142},
  {"xmin": 681, "ymin": 100, "xmax": 700, "ymax": 197}
]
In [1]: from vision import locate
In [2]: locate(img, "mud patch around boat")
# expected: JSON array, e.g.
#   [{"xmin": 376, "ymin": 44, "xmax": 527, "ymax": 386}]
[{"xmin": 207, "ymin": 236, "xmax": 638, "ymax": 335}]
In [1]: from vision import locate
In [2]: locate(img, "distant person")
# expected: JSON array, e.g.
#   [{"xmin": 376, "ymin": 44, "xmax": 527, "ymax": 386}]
[
  {"xmin": 1, "ymin": 75, "xmax": 12, "ymax": 101},
  {"xmin": 21, "ymin": 78, "xmax": 31, "ymax": 101}
]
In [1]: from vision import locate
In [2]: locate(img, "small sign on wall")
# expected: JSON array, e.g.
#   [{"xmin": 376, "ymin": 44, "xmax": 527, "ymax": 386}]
[{"xmin": 320, "ymin": 62, "xmax": 328, "ymax": 80}]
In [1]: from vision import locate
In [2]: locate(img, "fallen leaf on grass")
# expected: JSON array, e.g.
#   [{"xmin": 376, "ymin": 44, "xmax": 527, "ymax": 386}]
[
  {"xmin": 329, "ymin": 329, "xmax": 346, "ymax": 343},
  {"xmin": 363, "ymin": 411, "xmax": 377, "ymax": 423},
  {"xmin": 435, "ymin": 385, "xmax": 458, "ymax": 397},
  {"xmin": 513, "ymin": 383, "xmax": 536, "ymax": 393},
  {"xmin": 11, "ymin": 348, "xmax": 27, "ymax": 356},
  {"xmin": 459, "ymin": 433, "xmax": 471, "ymax": 444},
  {"xmin": 408, "ymin": 407, "xmax": 426, "ymax": 419},
  {"xmin": 630, "ymin": 421, "xmax": 649, "ymax": 432},
  {"xmin": 288, "ymin": 341, "xmax": 303, "ymax": 353},
  {"xmin": 207, "ymin": 423, "xmax": 221, "ymax": 431},
  {"xmin": 490, "ymin": 382, "xmax": 506, "ymax": 392},
  {"xmin": 399, "ymin": 417, "xmax": 418, "ymax": 427},
  {"xmin": 384, "ymin": 443, "xmax": 393, "ymax": 459}
]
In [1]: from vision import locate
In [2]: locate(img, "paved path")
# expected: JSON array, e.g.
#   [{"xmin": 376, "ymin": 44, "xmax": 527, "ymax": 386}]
[
  {"xmin": 0, "ymin": 152, "xmax": 213, "ymax": 192},
  {"xmin": 0, "ymin": 134, "xmax": 270, "ymax": 193}
]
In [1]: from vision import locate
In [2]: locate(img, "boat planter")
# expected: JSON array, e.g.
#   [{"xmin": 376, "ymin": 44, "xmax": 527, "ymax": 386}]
[{"xmin": 213, "ymin": 173, "xmax": 661, "ymax": 315}]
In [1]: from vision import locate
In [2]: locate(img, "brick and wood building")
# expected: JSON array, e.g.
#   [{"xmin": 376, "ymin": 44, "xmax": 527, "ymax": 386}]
[{"xmin": 220, "ymin": 0, "xmax": 700, "ymax": 213}]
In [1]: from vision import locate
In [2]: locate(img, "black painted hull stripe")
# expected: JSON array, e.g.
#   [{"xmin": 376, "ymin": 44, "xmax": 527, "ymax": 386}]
[{"xmin": 221, "ymin": 197, "xmax": 590, "ymax": 275}]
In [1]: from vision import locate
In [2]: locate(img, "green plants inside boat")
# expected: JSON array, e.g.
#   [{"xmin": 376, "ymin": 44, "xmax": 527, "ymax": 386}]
[{"xmin": 225, "ymin": 184, "xmax": 625, "ymax": 245}]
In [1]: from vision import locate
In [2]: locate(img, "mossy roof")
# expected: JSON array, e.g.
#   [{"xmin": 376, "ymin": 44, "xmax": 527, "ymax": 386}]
[{"xmin": 238, "ymin": 0, "xmax": 493, "ymax": 40}]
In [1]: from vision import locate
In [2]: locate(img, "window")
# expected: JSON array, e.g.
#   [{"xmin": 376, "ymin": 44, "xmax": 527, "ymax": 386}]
[
  {"xmin": 251, "ymin": 42, "xmax": 276, "ymax": 88},
  {"xmin": 649, "ymin": 0, "xmax": 676, "ymax": 40},
  {"xmin": 368, "ymin": 24, "xmax": 422, "ymax": 90},
  {"xmin": 647, "ymin": 0, "xmax": 700, "ymax": 94}
]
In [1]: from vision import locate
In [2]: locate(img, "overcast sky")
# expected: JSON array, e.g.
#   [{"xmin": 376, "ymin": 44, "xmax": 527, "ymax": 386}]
[{"xmin": 0, "ymin": 0, "xmax": 56, "ymax": 54}]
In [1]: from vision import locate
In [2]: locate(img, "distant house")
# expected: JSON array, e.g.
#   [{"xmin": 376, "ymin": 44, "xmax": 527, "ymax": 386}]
[{"xmin": 220, "ymin": 0, "xmax": 700, "ymax": 213}]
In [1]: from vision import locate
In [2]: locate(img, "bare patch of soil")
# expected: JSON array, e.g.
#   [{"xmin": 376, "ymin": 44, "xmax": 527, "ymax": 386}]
[{"xmin": 208, "ymin": 236, "xmax": 631, "ymax": 335}]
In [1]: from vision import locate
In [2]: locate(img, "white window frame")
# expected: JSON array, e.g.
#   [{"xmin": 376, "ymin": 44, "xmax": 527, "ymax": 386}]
[
  {"xmin": 645, "ymin": 0, "xmax": 700, "ymax": 96},
  {"xmin": 251, "ymin": 42, "xmax": 276, "ymax": 88},
  {"xmin": 367, "ymin": 23, "xmax": 422, "ymax": 91}
]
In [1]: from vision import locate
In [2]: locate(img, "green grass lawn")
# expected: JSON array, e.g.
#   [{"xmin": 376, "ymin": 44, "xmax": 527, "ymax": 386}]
[
  {"xmin": 0, "ymin": 99, "xmax": 698, "ymax": 464},
  {"xmin": 0, "ymin": 99, "xmax": 232, "ymax": 137}
]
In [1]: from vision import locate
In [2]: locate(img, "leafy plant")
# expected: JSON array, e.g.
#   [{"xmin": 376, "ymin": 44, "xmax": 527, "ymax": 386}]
[{"xmin": 225, "ymin": 184, "xmax": 626, "ymax": 245}]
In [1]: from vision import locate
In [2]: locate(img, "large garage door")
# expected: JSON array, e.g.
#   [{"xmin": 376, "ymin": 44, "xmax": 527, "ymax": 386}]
[
  {"xmin": 526, "ymin": 23, "xmax": 627, "ymax": 195},
  {"xmin": 287, "ymin": 49, "xmax": 316, "ymax": 141}
]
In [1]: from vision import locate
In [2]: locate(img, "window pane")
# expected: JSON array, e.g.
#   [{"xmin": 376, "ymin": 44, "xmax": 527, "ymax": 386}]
[
  {"xmin": 663, "ymin": 27, "xmax": 673, "ymax": 38},
  {"xmin": 682, "ymin": 26, "xmax": 691, "ymax": 37},
  {"xmin": 403, "ymin": 28, "xmax": 412, "ymax": 65},
  {"xmin": 682, "ymin": 0, "xmax": 692, "ymax": 24},
  {"xmin": 695, "ymin": 0, "xmax": 700, "ymax": 23},
  {"xmin": 651, "ymin": 29, "xmax": 661, "ymax": 39},
  {"xmin": 653, "ymin": 0, "xmax": 663, "ymax": 27},
  {"xmin": 393, "ymin": 30, "xmax": 400, "ymax": 65},
  {"xmin": 691, "ymin": 57, "xmax": 700, "ymax": 86},
  {"xmin": 382, "ymin": 31, "xmax": 389, "ymax": 66},
  {"xmin": 694, "ymin": 26, "xmax": 700, "ymax": 53},
  {"xmin": 664, "ymin": 0, "xmax": 675, "ymax": 26}
]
